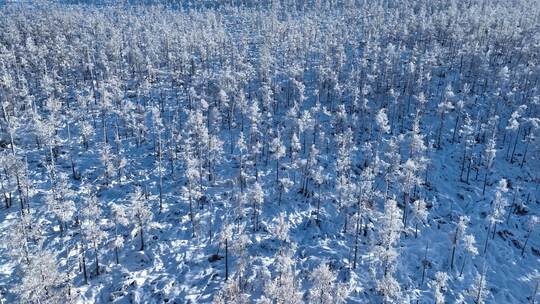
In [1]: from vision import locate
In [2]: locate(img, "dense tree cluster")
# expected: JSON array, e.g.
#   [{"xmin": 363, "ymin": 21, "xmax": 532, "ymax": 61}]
[{"xmin": 0, "ymin": 0, "xmax": 538, "ymax": 303}]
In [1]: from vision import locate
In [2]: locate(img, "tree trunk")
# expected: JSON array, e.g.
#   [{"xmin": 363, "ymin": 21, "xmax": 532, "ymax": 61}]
[
  {"xmin": 437, "ymin": 112, "xmax": 445, "ymax": 148},
  {"xmin": 139, "ymin": 221, "xmax": 145, "ymax": 251},
  {"xmin": 483, "ymin": 224, "xmax": 491, "ymax": 254},
  {"xmin": 189, "ymin": 186, "xmax": 195, "ymax": 238},
  {"xmin": 225, "ymin": 239, "xmax": 229, "ymax": 281},
  {"xmin": 275, "ymin": 159, "xmax": 279, "ymax": 182},
  {"xmin": 459, "ymin": 148, "xmax": 467, "ymax": 181},
  {"xmin": 316, "ymin": 184, "xmax": 321, "ymax": 223},
  {"xmin": 421, "ymin": 242, "xmax": 429, "ymax": 285},
  {"xmin": 159, "ymin": 172, "xmax": 163, "ymax": 212},
  {"xmin": 522, "ymin": 231, "xmax": 532, "ymax": 256},
  {"xmin": 482, "ymin": 169, "xmax": 489, "ymax": 196},
  {"xmin": 81, "ymin": 247, "xmax": 88, "ymax": 284},
  {"xmin": 476, "ymin": 271, "xmax": 485, "ymax": 304},
  {"xmin": 403, "ymin": 192, "xmax": 409, "ymax": 227},
  {"xmin": 510, "ymin": 130, "xmax": 519, "ymax": 163},
  {"xmin": 459, "ymin": 254, "xmax": 467, "ymax": 277},
  {"xmin": 452, "ymin": 114, "xmax": 460, "ymax": 143},
  {"xmin": 521, "ymin": 137, "xmax": 530, "ymax": 167},
  {"xmin": 94, "ymin": 242, "xmax": 100, "ymax": 275},
  {"xmin": 450, "ymin": 236, "xmax": 457, "ymax": 270},
  {"xmin": 352, "ymin": 213, "xmax": 361, "ymax": 270}
]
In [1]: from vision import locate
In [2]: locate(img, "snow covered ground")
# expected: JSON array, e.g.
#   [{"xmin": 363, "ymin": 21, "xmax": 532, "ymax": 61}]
[{"xmin": 0, "ymin": 1, "xmax": 539, "ymax": 303}]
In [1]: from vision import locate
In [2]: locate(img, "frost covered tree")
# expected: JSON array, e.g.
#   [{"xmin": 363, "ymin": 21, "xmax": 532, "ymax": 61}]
[
  {"xmin": 459, "ymin": 234, "xmax": 478, "ymax": 277},
  {"xmin": 236, "ymin": 131, "xmax": 248, "ymax": 192},
  {"xmin": 230, "ymin": 225, "xmax": 252, "ymax": 292},
  {"xmin": 408, "ymin": 115, "xmax": 427, "ymax": 162},
  {"xmin": 0, "ymin": 154, "xmax": 17, "ymax": 209},
  {"xmin": 0, "ymin": 146, "xmax": 25, "ymax": 193},
  {"xmin": 432, "ymin": 271, "xmax": 449, "ymax": 304},
  {"xmin": 277, "ymin": 177, "xmax": 293, "ymax": 206},
  {"xmin": 299, "ymin": 109, "xmax": 314, "ymax": 154},
  {"xmin": 309, "ymin": 263, "xmax": 350, "ymax": 304},
  {"xmin": 5, "ymin": 211, "xmax": 42, "ymax": 265},
  {"xmin": 370, "ymin": 196, "xmax": 403, "ymax": 303},
  {"xmin": 250, "ymin": 181, "xmax": 265, "ymax": 231},
  {"xmin": 213, "ymin": 278, "xmax": 250, "ymax": 304},
  {"xmin": 219, "ymin": 223, "xmax": 234, "ymax": 281},
  {"xmin": 336, "ymin": 127, "xmax": 356, "ymax": 223},
  {"xmin": 376, "ymin": 108, "xmax": 391, "ymax": 136},
  {"xmin": 522, "ymin": 216, "xmax": 539, "ymax": 257},
  {"xmin": 484, "ymin": 180, "xmax": 509, "ymax": 254},
  {"xmin": 376, "ymin": 272, "xmax": 402, "ymax": 304},
  {"xmin": 208, "ymin": 134, "xmax": 225, "ymax": 184},
  {"xmin": 45, "ymin": 173, "xmax": 76, "ymax": 236},
  {"xmin": 290, "ymin": 132, "xmax": 301, "ymax": 180},
  {"xmin": 382, "ymin": 136, "xmax": 401, "ymax": 201},
  {"xmin": 80, "ymin": 192, "xmax": 108, "ymax": 275},
  {"xmin": 151, "ymin": 106, "xmax": 165, "ymax": 210},
  {"xmin": 15, "ymin": 250, "xmax": 66, "ymax": 304},
  {"xmin": 459, "ymin": 113, "xmax": 475, "ymax": 183},
  {"xmin": 482, "ymin": 134, "xmax": 497, "ymax": 195},
  {"xmin": 505, "ymin": 105, "xmax": 526, "ymax": 163},
  {"xmin": 351, "ymin": 166, "xmax": 374, "ymax": 269},
  {"xmin": 111, "ymin": 203, "xmax": 129, "ymax": 264},
  {"xmin": 312, "ymin": 165, "xmax": 326, "ymax": 224},
  {"xmin": 435, "ymin": 85, "xmax": 455, "ymax": 148},
  {"xmin": 128, "ymin": 187, "xmax": 153, "ymax": 251},
  {"xmin": 269, "ymin": 134, "xmax": 286, "ymax": 182},
  {"xmin": 469, "ymin": 266, "xmax": 489, "ymax": 304},
  {"xmin": 451, "ymin": 99, "xmax": 466, "ymax": 143},
  {"xmin": 271, "ymin": 212, "xmax": 290, "ymax": 249},
  {"xmin": 181, "ymin": 148, "xmax": 203, "ymax": 238},
  {"xmin": 185, "ymin": 107, "xmax": 210, "ymax": 188},
  {"xmin": 259, "ymin": 247, "xmax": 303, "ymax": 304},
  {"xmin": 99, "ymin": 143, "xmax": 116, "ymax": 187},
  {"xmin": 450, "ymin": 215, "xmax": 469, "ymax": 270},
  {"xmin": 0, "ymin": 1, "xmax": 539, "ymax": 302},
  {"xmin": 520, "ymin": 117, "xmax": 539, "ymax": 168},
  {"xmin": 411, "ymin": 199, "xmax": 428, "ymax": 238},
  {"xmin": 398, "ymin": 159, "xmax": 422, "ymax": 227}
]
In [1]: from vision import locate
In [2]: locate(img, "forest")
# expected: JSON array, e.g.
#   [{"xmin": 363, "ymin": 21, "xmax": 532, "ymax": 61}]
[{"xmin": 0, "ymin": 0, "xmax": 539, "ymax": 303}]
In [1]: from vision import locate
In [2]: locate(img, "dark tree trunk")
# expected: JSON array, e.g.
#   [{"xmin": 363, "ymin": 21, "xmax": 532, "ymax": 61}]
[{"xmin": 225, "ymin": 239, "xmax": 229, "ymax": 281}]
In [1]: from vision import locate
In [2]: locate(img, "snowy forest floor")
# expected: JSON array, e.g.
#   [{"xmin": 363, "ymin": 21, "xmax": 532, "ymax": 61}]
[{"xmin": 0, "ymin": 1, "xmax": 539, "ymax": 303}]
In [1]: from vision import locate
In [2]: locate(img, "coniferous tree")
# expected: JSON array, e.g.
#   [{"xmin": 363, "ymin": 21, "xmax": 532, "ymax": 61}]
[
  {"xmin": 269, "ymin": 134, "xmax": 286, "ymax": 183},
  {"xmin": 450, "ymin": 215, "xmax": 470, "ymax": 270},
  {"xmin": 128, "ymin": 187, "xmax": 153, "ymax": 251},
  {"xmin": 309, "ymin": 263, "xmax": 350, "ymax": 304},
  {"xmin": 411, "ymin": 199, "xmax": 428, "ymax": 238},
  {"xmin": 259, "ymin": 248, "xmax": 303, "ymax": 304},
  {"xmin": 469, "ymin": 266, "xmax": 490, "ymax": 304},
  {"xmin": 0, "ymin": 2, "xmax": 538, "ymax": 303},
  {"xmin": 80, "ymin": 191, "xmax": 108, "ymax": 276},
  {"xmin": 435, "ymin": 85, "xmax": 455, "ymax": 149},
  {"xmin": 482, "ymin": 134, "xmax": 497, "ymax": 196},
  {"xmin": 522, "ymin": 216, "xmax": 539, "ymax": 257},
  {"xmin": 219, "ymin": 223, "xmax": 234, "ymax": 281},
  {"xmin": 459, "ymin": 234, "xmax": 478, "ymax": 277},
  {"xmin": 432, "ymin": 271, "xmax": 449, "ymax": 304},
  {"xmin": 484, "ymin": 180, "xmax": 509, "ymax": 254},
  {"xmin": 15, "ymin": 250, "xmax": 66, "ymax": 304},
  {"xmin": 111, "ymin": 204, "xmax": 129, "ymax": 264},
  {"xmin": 371, "ymin": 197, "xmax": 403, "ymax": 303}
]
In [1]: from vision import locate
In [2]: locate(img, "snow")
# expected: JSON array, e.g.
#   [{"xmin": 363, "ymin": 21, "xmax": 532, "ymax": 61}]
[{"xmin": 0, "ymin": 0, "xmax": 539, "ymax": 303}]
